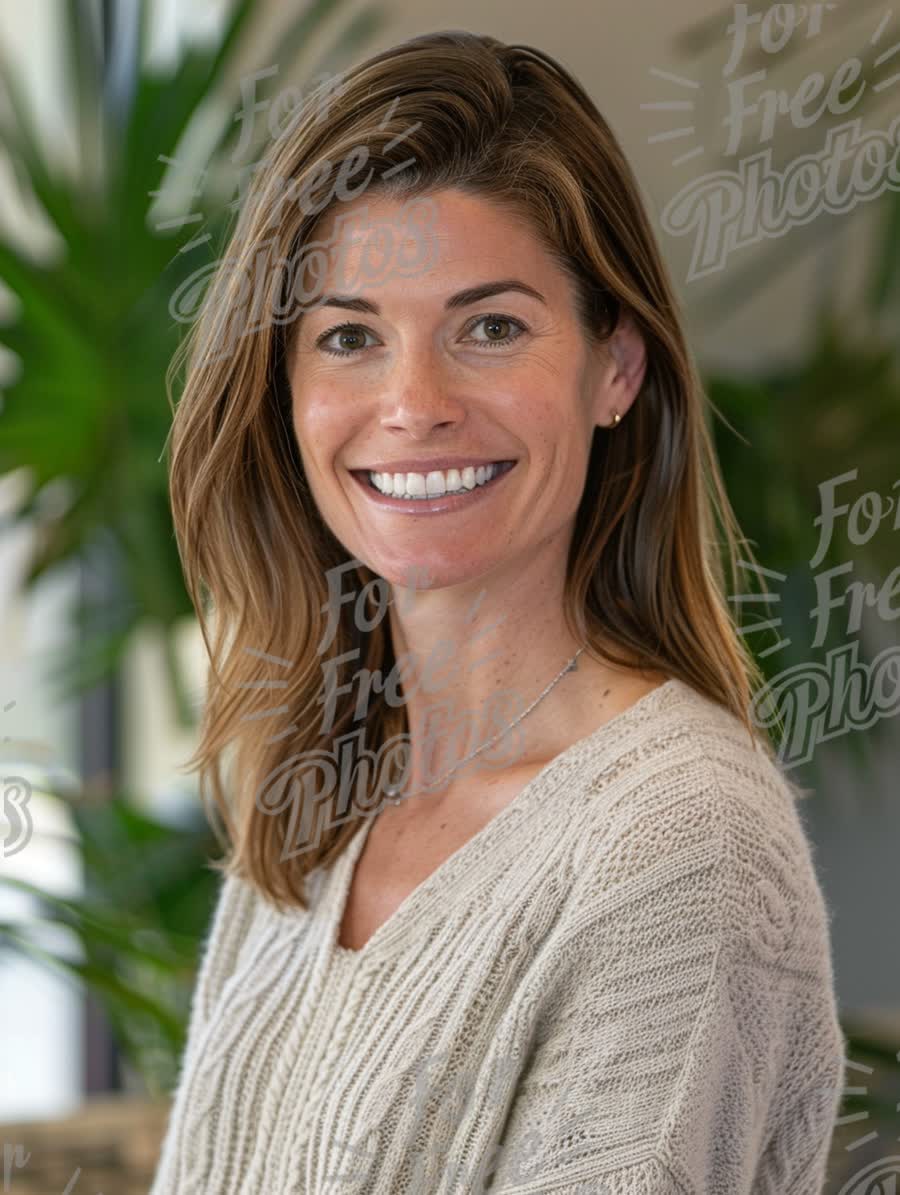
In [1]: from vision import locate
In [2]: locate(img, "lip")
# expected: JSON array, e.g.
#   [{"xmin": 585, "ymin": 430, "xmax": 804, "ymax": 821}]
[
  {"xmin": 349, "ymin": 460, "xmax": 518, "ymax": 514},
  {"xmin": 351, "ymin": 456, "xmax": 517, "ymax": 473}
]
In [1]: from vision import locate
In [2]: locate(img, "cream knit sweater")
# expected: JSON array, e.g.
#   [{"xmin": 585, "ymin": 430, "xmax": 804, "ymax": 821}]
[{"xmin": 149, "ymin": 677, "xmax": 846, "ymax": 1194}]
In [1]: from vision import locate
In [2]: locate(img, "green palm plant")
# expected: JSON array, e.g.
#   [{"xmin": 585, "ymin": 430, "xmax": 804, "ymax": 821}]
[
  {"xmin": 0, "ymin": 790, "xmax": 222, "ymax": 1098},
  {"xmin": 0, "ymin": 0, "xmax": 384, "ymax": 725},
  {"xmin": 0, "ymin": 0, "xmax": 384, "ymax": 1095}
]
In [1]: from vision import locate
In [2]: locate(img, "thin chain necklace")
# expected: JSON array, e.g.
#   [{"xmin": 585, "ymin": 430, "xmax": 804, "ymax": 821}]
[{"xmin": 382, "ymin": 645, "xmax": 586, "ymax": 806}]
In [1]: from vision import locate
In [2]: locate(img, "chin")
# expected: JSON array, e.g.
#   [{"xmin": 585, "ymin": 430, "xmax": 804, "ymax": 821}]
[{"xmin": 367, "ymin": 553, "xmax": 495, "ymax": 593}]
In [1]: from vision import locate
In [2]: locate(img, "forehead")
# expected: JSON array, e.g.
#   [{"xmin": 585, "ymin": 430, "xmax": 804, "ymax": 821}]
[{"xmin": 304, "ymin": 187, "xmax": 567, "ymax": 298}]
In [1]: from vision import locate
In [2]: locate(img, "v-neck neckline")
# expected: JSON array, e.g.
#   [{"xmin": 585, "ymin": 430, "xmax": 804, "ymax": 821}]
[{"xmin": 319, "ymin": 676, "xmax": 683, "ymax": 965}]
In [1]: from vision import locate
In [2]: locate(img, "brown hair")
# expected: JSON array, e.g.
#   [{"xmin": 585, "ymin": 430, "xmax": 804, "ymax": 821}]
[{"xmin": 166, "ymin": 29, "xmax": 784, "ymax": 912}]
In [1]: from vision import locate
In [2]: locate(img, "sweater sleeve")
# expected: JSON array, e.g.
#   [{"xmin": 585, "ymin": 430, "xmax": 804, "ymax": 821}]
[
  {"xmin": 176, "ymin": 868, "xmax": 258, "ymax": 1062},
  {"xmin": 486, "ymin": 759, "xmax": 847, "ymax": 1195},
  {"xmin": 149, "ymin": 867, "xmax": 259, "ymax": 1194}
]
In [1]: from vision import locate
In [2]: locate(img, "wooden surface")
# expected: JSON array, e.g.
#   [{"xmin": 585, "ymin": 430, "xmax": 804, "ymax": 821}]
[{"xmin": 0, "ymin": 1096, "xmax": 171, "ymax": 1194}]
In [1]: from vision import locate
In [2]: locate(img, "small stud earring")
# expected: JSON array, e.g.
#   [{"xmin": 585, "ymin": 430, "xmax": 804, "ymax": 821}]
[{"xmin": 610, "ymin": 411, "xmax": 621, "ymax": 427}]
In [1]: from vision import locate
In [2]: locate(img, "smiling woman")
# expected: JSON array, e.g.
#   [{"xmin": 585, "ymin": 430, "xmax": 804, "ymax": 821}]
[
  {"xmin": 287, "ymin": 200, "xmax": 624, "ymax": 540},
  {"xmin": 154, "ymin": 28, "xmax": 846, "ymax": 1195}
]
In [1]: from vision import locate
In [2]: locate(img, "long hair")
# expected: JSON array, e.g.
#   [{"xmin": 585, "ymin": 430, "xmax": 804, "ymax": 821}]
[{"xmin": 165, "ymin": 29, "xmax": 782, "ymax": 912}]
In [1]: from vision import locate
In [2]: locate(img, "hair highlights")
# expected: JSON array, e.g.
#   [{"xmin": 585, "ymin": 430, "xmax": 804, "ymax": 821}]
[{"xmin": 166, "ymin": 30, "xmax": 780, "ymax": 913}]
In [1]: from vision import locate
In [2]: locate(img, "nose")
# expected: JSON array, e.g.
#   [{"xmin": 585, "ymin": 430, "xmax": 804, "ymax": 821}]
[{"xmin": 377, "ymin": 343, "xmax": 465, "ymax": 436}]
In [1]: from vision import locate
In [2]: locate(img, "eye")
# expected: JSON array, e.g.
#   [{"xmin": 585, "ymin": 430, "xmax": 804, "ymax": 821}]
[
  {"xmin": 313, "ymin": 313, "xmax": 529, "ymax": 359},
  {"xmin": 315, "ymin": 322, "xmax": 380, "ymax": 358},
  {"xmin": 462, "ymin": 314, "xmax": 528, "ymax": 349}
]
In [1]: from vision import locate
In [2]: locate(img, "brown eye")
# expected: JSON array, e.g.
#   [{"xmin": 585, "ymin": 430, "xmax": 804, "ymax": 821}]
[
  {"xmin": 335, "ymin": 329, "xmax": 365, "ymax": 350},
  {"xmin": 315, "ymin": 323, "xmax": 377, "ymax": 357},
  {"xmin": 464, "ymin": 314, "xmax": 527, "ymax": 349}
]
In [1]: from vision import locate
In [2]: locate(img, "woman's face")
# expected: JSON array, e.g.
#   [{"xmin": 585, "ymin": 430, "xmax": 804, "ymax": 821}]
[{"xmin": 287, "ymin": 187, "xmax": 644, "ymax": 591}]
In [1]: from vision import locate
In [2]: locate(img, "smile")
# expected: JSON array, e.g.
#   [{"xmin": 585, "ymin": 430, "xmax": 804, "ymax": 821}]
[{"xmin": 350, "ymin": 460, "xmax": 517, "ymax": 512}]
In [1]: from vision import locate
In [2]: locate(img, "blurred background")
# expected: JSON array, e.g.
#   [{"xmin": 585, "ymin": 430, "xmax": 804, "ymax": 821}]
[{"xmin": 0, "ymin": 0, "xmax": 897, "ymax": 1191}]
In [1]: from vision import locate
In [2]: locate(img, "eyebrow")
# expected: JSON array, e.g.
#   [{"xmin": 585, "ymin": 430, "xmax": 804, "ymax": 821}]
[{"xmin": 300, "ymin": 279, "xmax": 548, "ymax": 323}]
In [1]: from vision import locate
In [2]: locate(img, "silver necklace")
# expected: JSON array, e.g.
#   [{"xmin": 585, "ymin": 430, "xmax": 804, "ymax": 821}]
[{"xmin": 382, "ymin": 646, "xmax": 586, "ymax": 805}]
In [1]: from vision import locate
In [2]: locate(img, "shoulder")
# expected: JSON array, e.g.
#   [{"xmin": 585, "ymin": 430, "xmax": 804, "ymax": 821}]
[
  {"xmin": 189, "ymin": 866, "xmax": 268, "ymax": 1018},
  {"xmin": 569, "ymin": 678, "xmax": 834, "ymax": 965},
  {"xmin": 515, "ymin": 682, "xmax": 844, "ymax": 1193}
]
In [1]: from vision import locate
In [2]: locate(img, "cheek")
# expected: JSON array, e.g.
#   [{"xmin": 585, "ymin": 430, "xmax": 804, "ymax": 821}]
[
  {"xmin": 291, "ymin": 387, "xmax": 350, "ymax": 448},
  {"xmin": 500, "ymin": 386, "xmax": 581, "ymax": 447},
  {"xmin": 291, "ymin": 409, "xmax": 331, "ymax": 487}
]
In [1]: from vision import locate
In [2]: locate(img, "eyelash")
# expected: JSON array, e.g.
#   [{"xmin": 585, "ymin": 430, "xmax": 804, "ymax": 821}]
[{"xmin": 314, "ymin": 314, "xmax": 528, "ymax": 358}]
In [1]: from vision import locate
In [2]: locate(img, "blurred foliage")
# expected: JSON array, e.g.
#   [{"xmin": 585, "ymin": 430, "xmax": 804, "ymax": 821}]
[
  {"xmin": 0, "ymin": 788, "xmax": 221, "ymax": 1097},
  {"xmin": 0, "ymin": 0, "xmax": 384, "ymax": 725},
  {"xmin": 0, "ymin": 0, "xmax": 383, "ymax": 1095},
  {"xmin": 707, "ymin": 305, "xmax": 900, "ymax": 790},
  {"xmin": 670, "ymin": 0, "xmax": 900, "ymax": 790},
  {"xmin": 664, "ymin": 9, "xmax": 900, "ymax": 1176}
]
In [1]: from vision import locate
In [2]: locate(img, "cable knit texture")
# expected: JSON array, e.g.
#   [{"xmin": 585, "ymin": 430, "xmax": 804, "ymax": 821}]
[{"xmin": 148, "ymin": 678, "xmax": 846, "ymax": 1194}]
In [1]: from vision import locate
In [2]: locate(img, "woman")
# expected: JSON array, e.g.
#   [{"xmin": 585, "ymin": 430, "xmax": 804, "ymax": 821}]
[{"xmin": 152, "ymin": 29, "xmax": 846, "ymax": 1195}]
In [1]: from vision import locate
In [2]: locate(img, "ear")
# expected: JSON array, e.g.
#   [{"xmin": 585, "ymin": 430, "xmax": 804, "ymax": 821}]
[{"xmin": 591, "ymin": 309, "xmax": 647, "ymax": 428}]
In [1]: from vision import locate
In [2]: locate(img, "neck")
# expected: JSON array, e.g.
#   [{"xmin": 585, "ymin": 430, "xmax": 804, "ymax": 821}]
[{"xmin": 380, "ymin": 549, "xmax": 635, "ymax": 799}]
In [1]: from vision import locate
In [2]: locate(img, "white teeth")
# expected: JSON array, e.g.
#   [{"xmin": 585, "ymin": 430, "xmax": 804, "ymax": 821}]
[
  {"xmin": 368, "ymin": 462, "xmax": 507, "ymax": 499},
  {"xmin": 406, "ymin": 472, "xmax": 426, "ymax": 497}
]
